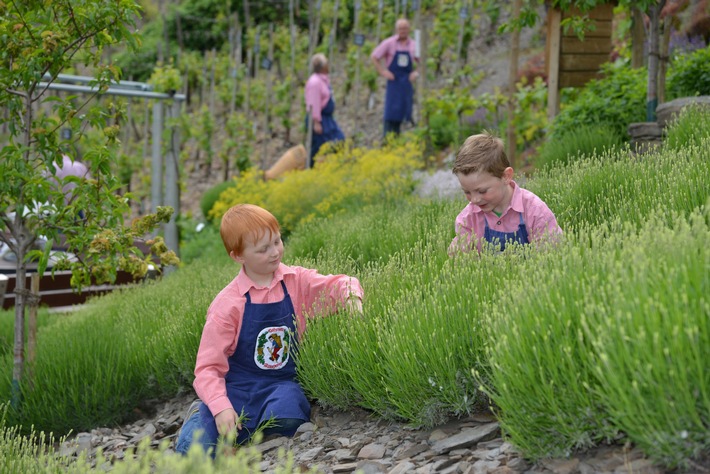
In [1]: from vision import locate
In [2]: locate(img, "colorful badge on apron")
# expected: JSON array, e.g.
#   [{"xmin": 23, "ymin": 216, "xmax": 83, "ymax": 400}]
[{"xmin": 255, "ymin": 326, "xmax": 292, "ymax": 369}]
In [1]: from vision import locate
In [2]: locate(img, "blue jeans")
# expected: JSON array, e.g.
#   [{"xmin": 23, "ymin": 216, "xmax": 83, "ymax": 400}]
[{"xmin": 175, "ymin": 402, "xmax": 305, "ymax": 456}]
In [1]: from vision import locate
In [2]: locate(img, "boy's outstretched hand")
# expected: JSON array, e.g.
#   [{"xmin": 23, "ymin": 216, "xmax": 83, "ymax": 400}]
[
  {"xmin": 346, "ymin": 296, "xmax": 363, "ymax": 314},
  {"xmin": 215, "ymin": 408, "xmax": 242, "ymax": 436}
]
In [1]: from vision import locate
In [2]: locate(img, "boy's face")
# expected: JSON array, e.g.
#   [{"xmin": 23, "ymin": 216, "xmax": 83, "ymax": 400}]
[
  {"xmin": 456, "ymin": 168, "xmax": 514, "ymax": 215},
  {"xmin": 231, "ymin": 230, "xmax": 284, "ymax": 281}
]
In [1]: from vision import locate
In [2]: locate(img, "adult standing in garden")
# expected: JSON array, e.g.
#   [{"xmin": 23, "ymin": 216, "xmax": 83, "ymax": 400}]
[
  {"xmin": 304, "ymin": 53, "xmax": 345, "ymax": 163},
  {"xmin": 370, "ymin": 18, "xmax": 419, "ymax": 138}
]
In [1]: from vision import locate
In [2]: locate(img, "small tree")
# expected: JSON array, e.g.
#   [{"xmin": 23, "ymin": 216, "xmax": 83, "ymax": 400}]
[{"xmin": 0, "ymin": 1, "xmax": 178, "ymax": 401}]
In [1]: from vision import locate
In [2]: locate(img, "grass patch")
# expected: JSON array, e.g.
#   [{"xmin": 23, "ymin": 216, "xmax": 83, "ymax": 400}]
[{"xmin": 534, "ymin": 124, "xmax": 625, "ymax": 170}]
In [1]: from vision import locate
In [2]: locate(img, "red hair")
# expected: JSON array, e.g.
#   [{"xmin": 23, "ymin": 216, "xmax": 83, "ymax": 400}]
[{"xmin": 219, "ymin": 204, "xmax": 281, "ymax": 255}]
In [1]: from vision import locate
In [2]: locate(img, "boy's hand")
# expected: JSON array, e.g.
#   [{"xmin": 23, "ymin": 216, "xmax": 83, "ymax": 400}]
[
  {"xmin": 215, "ymin": 408, "xmax": 241, "ymax": 436},
  {"xmin": 346, "ymin": 296, "xmax": 363, "ymax": 314}
]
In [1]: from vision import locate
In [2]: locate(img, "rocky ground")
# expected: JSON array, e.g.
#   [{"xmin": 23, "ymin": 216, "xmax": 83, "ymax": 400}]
[{"xmin": 59, "ymin": 393, "xmax": 683, "ymax": 474}]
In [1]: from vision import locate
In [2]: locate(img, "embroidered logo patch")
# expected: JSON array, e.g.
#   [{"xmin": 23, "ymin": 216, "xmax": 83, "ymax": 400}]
[{"xmin": 255, "ymin": 326, "xmax": 291, "ymax": 370}]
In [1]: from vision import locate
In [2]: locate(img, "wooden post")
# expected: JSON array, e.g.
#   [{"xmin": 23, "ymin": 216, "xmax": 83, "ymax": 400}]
[
  {"xmin": 262, "ymin": 24, "xmax": 274, "ymax": 169},
  {"xmin": 658, "ymin": 15, "xmax": 671, "ymax": 105},
  {"xmin": 376, "ymin": 0, "xmax": 384, "ymax": 44},
  {"xmin": 414, "ymin": 0, "xmax": 424, "ymax": 124},
  {"xmin": 646, "ymin": 2, "xmax": 662, "ymax": 121},
  {"xmin": 308, "ymin": 0, "xmax": 323, "ymax": 71},
  {"xmin": 306, "ymin": 104, "xmax": 314, "ymax": 168},
  {"xmin": 164, "ymin": 99, "xmax": 181, "ymax": 265},
  {"xmin": 352, "ymin": 0, "xmax": 362, "ymax": 129},
  {"xmin": 289, "ymin": 0, "xmax": 297, "ymax": 80},
  {"xmin": 245, "ymin": 38, "xmax": 253, "ymax": 118},
  {"xmin": 157, "ymin": 0, "xmax": 165, "ymax": 63},
  {"xmin": 230, "ymin": 12, "xmax": 241, "ymax": 115},
  {"xmin": 454, "ymin": 0, "xmax": 467, "ymax": 76},
  {"xmin": 631, "ymin": 7, "xmax": 646, "ymax": 69},
  {"xmin": 27, "ymin": 273, "xmax": 39, "ymax": 368},
  {"xmin": 328, "ymin": 0, "xmax": 341, "ymax": 72},
  {"xmin": 546, "ymin": 7, "xmax": 561, "ymax": 122},
  {"xmin": 209, "ymin": 49, "xmax": 216, "ymax": 118},
  {"xmin": 507, "ymin": 0, "xmax": 522, "ymax": 169},
  {"xmin": 150, "ymin": 101, "xmax": 163, "ymax": 214}
]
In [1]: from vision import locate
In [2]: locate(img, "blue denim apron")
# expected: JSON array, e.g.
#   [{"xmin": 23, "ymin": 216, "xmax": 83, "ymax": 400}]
[
  {"xmin": 483, "ymin": 213, "xmax": 530, "ymax": 251},
  {"xmin": 198, "ymin": 281, "xmax": 310, "ymax": 447},
  {"xmin": 308, "ymin": 92, "xmax": 345, "ymax": 159},
  {"xmin": 384, "ymin": 50, "xmax": 414, "ymax": 123}
]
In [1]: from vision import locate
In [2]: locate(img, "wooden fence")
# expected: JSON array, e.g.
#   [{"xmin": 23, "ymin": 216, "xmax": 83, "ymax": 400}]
[{"xmin": 1, "ymin": 270, "xmax": 155, "ymax": 311}]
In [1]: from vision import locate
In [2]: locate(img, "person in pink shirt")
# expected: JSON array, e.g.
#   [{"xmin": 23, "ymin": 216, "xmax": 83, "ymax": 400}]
[
  {"xmin": 370, "ymin": 18, "xmax": 419, "ymax": 138},
  {"xmin": 175, "ymin": 204, "xmax": 363, "ymax": 456},
  {"xmin": 304, "ymin": 53, "xmax": 344, "ymax": 163},
  {"xmin": 448, "ymin": 133, "xmax": 562, "ymax": 255}
]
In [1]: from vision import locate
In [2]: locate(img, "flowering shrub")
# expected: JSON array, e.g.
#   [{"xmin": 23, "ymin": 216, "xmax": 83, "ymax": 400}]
[{"xmin": 209, "ymin": 140, "xmax": 423, "ymax": 236}]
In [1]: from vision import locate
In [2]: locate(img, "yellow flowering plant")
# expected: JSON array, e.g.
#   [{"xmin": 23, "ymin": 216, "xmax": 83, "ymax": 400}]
[{"xmin": 210, "ymin": 139, "xmax": 423, "ymax": 236}]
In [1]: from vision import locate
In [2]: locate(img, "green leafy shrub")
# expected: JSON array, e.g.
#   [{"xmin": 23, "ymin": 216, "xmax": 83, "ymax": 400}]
[
  {"xmin": 200, "ymin": 180, "xmax": 236, "ymax": 220},
  {"xmin": 664, "ymin": 104, "xmax": 710, "ymax": 150},
  {"xmin": 550, "ymin": 62, "xmax": 647, "ymax": 141},
  {"xmin": 534, "ymin": 124, "xmax": 625, "ymax": 170},
  {"xmin": 428, "ymin": 113, "xmax": 460, "ymax": 149},
  {"xmin": 667, "ymin": 46, "xmax": 710, "ymax": 100}
]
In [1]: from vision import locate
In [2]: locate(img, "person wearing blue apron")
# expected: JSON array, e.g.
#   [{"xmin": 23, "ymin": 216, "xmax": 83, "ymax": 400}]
[
  {"xmin": 176, "ymin": 204, "xmax": 364, "ymax": 457},
  {"xmin": 307, "ymin": 90, "xmax": 344, "ymax": 161},
  {"xmin": 194, "ymin": 280, "xmax": 310, "ymax": 454},
  {"xmin": 304, "ymin": 53, "xmax": 345, "ymax": 164},
  {"xmin": 483, "ymin": 213, "xmax": 530, "ymax": 251},
  {"xmin": 383, "ymin": 49, "xmax": 414, "ymax": 137},
  {"xmin": 371, "ymin": 19, "xmax": 419, "ymax": 138}
]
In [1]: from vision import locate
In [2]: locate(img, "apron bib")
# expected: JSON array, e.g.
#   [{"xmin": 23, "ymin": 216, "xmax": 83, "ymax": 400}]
[
  {"xmin": 384, "ymin": 50, "xmax": 414, "ymax": 123},
  {"xmin": 483, "ymin": 213, "xmax": 530, "ymax": 251}
]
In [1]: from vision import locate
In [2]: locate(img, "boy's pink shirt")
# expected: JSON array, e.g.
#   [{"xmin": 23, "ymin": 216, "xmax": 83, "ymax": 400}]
[
  {"xmin": 370, "ymin": 35, "xmax": 418, "ymax": 68},
  {"xmin": 304, "ymin": 73, "xmax": 331, "ymax": 122},
  {"xmin": 452, "ymin": 181, "xmax": 562, "ymax": 253},
  {"xmin": 193, "ymin": 263, "xmax": 364, "ymax": 417}
]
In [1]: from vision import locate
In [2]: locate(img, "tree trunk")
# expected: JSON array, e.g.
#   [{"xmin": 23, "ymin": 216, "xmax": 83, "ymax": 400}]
[
  {"xmin": 658, "ymin": 14, "xmax": 671, "ymax": 105},
  {"xmin": 646, "ymin": 1, "xmax": 666, "ymax": 121},
  {"xmin": 507, "ymin": 0, "xmax": 522, "ymax": 169},
  {"xmin": 11, "ymin": 221, "xmax": 35, "ymax": 407}
]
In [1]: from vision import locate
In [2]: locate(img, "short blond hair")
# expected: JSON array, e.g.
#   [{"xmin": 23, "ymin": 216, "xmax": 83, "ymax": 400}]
[
  {"xmin": 452, "ymin": 132, "xmax": 510, "ymax": 178},
  {"xmin": 220, "ymin": 204, "xmax": 281, "ymax": 255}
]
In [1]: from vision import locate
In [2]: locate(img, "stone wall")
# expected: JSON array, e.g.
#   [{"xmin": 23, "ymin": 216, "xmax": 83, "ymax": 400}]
[{"xmin": 628, "ymin": 95, "xmax": 710, "ymax": 154}]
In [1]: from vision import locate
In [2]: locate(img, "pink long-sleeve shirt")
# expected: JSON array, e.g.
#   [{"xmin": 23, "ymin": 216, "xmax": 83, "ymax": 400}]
[
  {"xmin": 451, "ymin": 181, "xmax": 562, "ymax": 253},
  {"xmin": 193, "ymin": 263, "xmax": 364, "ymax": 417},
  {"xmin": 304, "ymin": 73, "xmax": 332, "ymax": 122},
  {"xmin": 370, "ymin": 35, "xmax": 418, "ymax": 67}
]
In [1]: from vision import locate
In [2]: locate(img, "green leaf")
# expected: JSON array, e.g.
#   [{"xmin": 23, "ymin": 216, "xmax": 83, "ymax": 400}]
[{"xmin": 37, "ymin": 237, "xmax": 53, "ymax": 275}]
